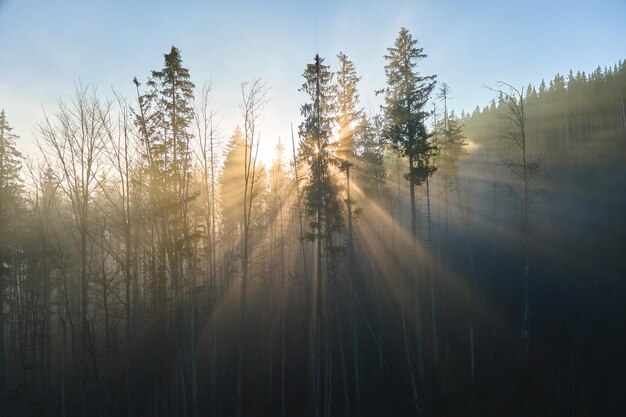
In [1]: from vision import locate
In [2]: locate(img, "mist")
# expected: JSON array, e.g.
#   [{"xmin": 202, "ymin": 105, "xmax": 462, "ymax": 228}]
[{"xmin": 0, "ymin": 25, "xmax": 625, "ymax": 417}]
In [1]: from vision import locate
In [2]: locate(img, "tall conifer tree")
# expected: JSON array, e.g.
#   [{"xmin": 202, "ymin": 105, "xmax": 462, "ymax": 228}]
[
  {"xmin": 134, "ymin": 46, "xmax": 196, "ymax": 416},
  {"xmin": 382, "ymin": 27, "xmax": 437, "ymax": 240},
  {"xmin": 299, "ymin": 54, "xmax": 343, "ymax": 417},
  {"xmin": 334, "ymin": 51, "xmax": 364, "ymax": 406},
  {"xmin": 0, "ymin": 110, "xmax": 22, "ymax": 415},
  {"xmin": 381, "ymin": 28, "xmax": 436, "ymax": 411}
]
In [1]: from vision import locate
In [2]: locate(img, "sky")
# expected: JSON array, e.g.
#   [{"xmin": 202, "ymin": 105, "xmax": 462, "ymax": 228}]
[{"xmin": 1, "ymin": 0, "xmax": 624, "ymax": 166}]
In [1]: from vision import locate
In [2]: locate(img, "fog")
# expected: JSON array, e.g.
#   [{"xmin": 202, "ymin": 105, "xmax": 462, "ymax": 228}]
[{"xmin": 0, "ymin": 37, "xmax": 624, "ymax": 417}]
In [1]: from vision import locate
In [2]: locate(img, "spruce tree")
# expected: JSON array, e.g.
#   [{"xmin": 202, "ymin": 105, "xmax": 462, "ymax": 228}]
[
  {"xmin": 381, "ymin": 28, "xmax": 436, "ymax": 409},
  {"xmin": 299, "ymin": 54, "xmax": 343, "ymax": 242},
  {"xmin": 334, "ymin": 51, "xmax": 364, "ymax": 406},
  {"xmin": 298, "ymin": 54, "xmax": 343, "ymax": 417},
  {"xmin": 136, "ymin": 44, "xmax": 196, "ymax": 286},
  {"xmin": 335, "ymin": 52, "xmax": 362, "ymax": 160},
  {"xmin": 147, "ymin": 46, "xmax": 196, "ymax": 184},
  {"xmin": 382, "ymin": 27, "xmax": 437, "ymax": 240},
  {"xmin": 0, "ymin": 110, "xmax": 22, "ymax": 255},
  {"xmin": 220, "ymin": 127, "xmax": 246, "ymax": 239},
  {"xmin": 437, "ymin": 115, "xmax": 467, "ymax": 182},
  {"xmin": 138, "ymin": 46, "xmax": 196, "ymax": 245},
  {"xmin": 0, "ymin": 110, "xmax": 22, "ymax": 415},
  {"xmin": 434, "ymin": 99, "xmax": 468, "ymax": 227},
  {"xmin": 134, "ymin": 46, "xmax": 196, "ymax": 416}
]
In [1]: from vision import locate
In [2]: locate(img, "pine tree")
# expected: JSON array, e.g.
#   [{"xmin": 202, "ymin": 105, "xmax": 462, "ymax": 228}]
[
  {"xmin": 0, "ymin": 110, "xmax": 22, "ymax": 415},
  {"xmin": 335, "ymin": 52, "xmax": 362, "ymax": 160},
  {"xmin": 139, "ymin": 46, "xmax": 196, "ymax": 265},
  {"xmin": 435, "ymin": 110, "xmax": 468, "ymax": 224},
  {"xmin": 334, "ymin": 51, "xmax": 364, "ymax": 407},
  {"xmin": 134, "ymin": 45, "xmax": 196, "ymax": 416},
  {"xmin": 381, "ymin": 27, "xmax": 436, "ymax": 410},
  {"xmin": 298, "ymin": 54, "xmax": 343, "ymax": 417},
  {"xmin": 299, "ymin": 54, "xmax": 343, "ymax": 244},
  {"xmin": 0, "ymin": 110, "xmax": 22, "ymax": 256},
  {"xmin": 381, "ymin": 27, "xmax": 437, "ymax": 240},
  {"xmin": 354, "ymin": 114, "xmax": 388, "ymax": 201},
  {"xmin": 220, "ymin": 127, "xmax": 247, "ymax": 243},
  {"xmin": 146, "ymin": 46, "xmax": 196, "ymax": 183},
  {"xmin": 137, "ymin": 46, "xmax": 196, "ymax": 253}
]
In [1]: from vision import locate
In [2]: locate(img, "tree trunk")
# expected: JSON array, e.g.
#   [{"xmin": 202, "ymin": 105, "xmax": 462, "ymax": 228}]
[
  {"xmin": 345, "ymin": 164, "xmax": 360, "ymax": 405},
  {"xmin": 0, "ymin": 270, "xmax": 5, "ymax": 417},
  {"xmin": 430, "ymin": 261, "xmax": 438, "ymax": 367},
  {"xmin": 190, "ymin": 290, "xmax": 199, "ymax": 417},
  {"xmin": 408, "ymin": 155, "xmax": 425, "ymax": 385},
  {"xmin": 236, "ymin": 232, "xmax": 248, "ymax": 417},
  {"xmin": 470, "ymin": 325, "xmax": 475, "ymax": 384},
  {"xmin": 401, "ymin": 285, "xmax": 420, "ymax": 417},
  {"xmin": 313, "ymin": 232, "xmax": 323, "ymax": 417},
  {"xmin": 279, "ymin": 197, "xmax": 287, "ymax": 417}
]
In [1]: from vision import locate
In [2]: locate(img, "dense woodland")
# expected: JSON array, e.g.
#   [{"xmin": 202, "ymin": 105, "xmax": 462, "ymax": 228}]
[{"xmin": 0, "ymin": 27, "xmax": 625, "ymax": 417}]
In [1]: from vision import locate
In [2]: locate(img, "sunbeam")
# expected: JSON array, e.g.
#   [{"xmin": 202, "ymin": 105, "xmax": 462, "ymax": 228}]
[{"xmin": 1, "ymin": 13, "xmax": 624, "ymax": 417}]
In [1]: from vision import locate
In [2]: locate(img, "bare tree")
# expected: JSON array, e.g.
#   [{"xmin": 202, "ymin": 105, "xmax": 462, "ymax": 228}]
[
  {"xmin": 37, "ymin": 84, "xmax": 108, "ymax": 416},
  {"xmin": 193, "ymin": 81, "xmax": 220, "ymax": 415},
  {"xmin": 491, "ymin": 82, "xmax": 542, "ymax": 355},
  {"xmin": 236, "ymin": 78, "xmax": 268, "ymax": 417},
  {"xmin": 100, "ymin": 93, "xmax": 137, "ymax": 417},
  {"xmin": 194, "ymin": 82, "xmax": 219, "ymax": 294}
]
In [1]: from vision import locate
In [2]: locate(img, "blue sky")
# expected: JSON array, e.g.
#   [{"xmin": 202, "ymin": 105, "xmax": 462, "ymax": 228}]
[{"xmin": 1, "ymin": 0, "xmax": 624, "ymax": 165}]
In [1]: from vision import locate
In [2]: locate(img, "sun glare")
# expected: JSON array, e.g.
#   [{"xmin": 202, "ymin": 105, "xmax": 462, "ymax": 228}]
[
  {"xmin": 257, "ymin": 135, "xmax": 281, "ymax": 168},
  {"xmin": 466, "ymin": 138, "xmax": 480, "ymax": 152}
]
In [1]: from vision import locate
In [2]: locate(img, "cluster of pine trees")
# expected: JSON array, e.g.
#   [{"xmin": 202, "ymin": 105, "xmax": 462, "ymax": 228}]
[{"xmin": 0, "ymin": 26, "xmax": 625, "ymax": 417}]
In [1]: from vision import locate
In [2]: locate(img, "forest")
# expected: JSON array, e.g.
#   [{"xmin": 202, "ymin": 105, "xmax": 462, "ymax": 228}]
[{"xmin": 0, "ymin": 27, "xmax": 625, "ymax": 417}]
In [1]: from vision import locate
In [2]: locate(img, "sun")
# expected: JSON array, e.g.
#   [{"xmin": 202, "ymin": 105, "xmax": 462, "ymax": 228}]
[{"xmin": 256, "ymin": 134, "xmax": 283, "ymax": 169}]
